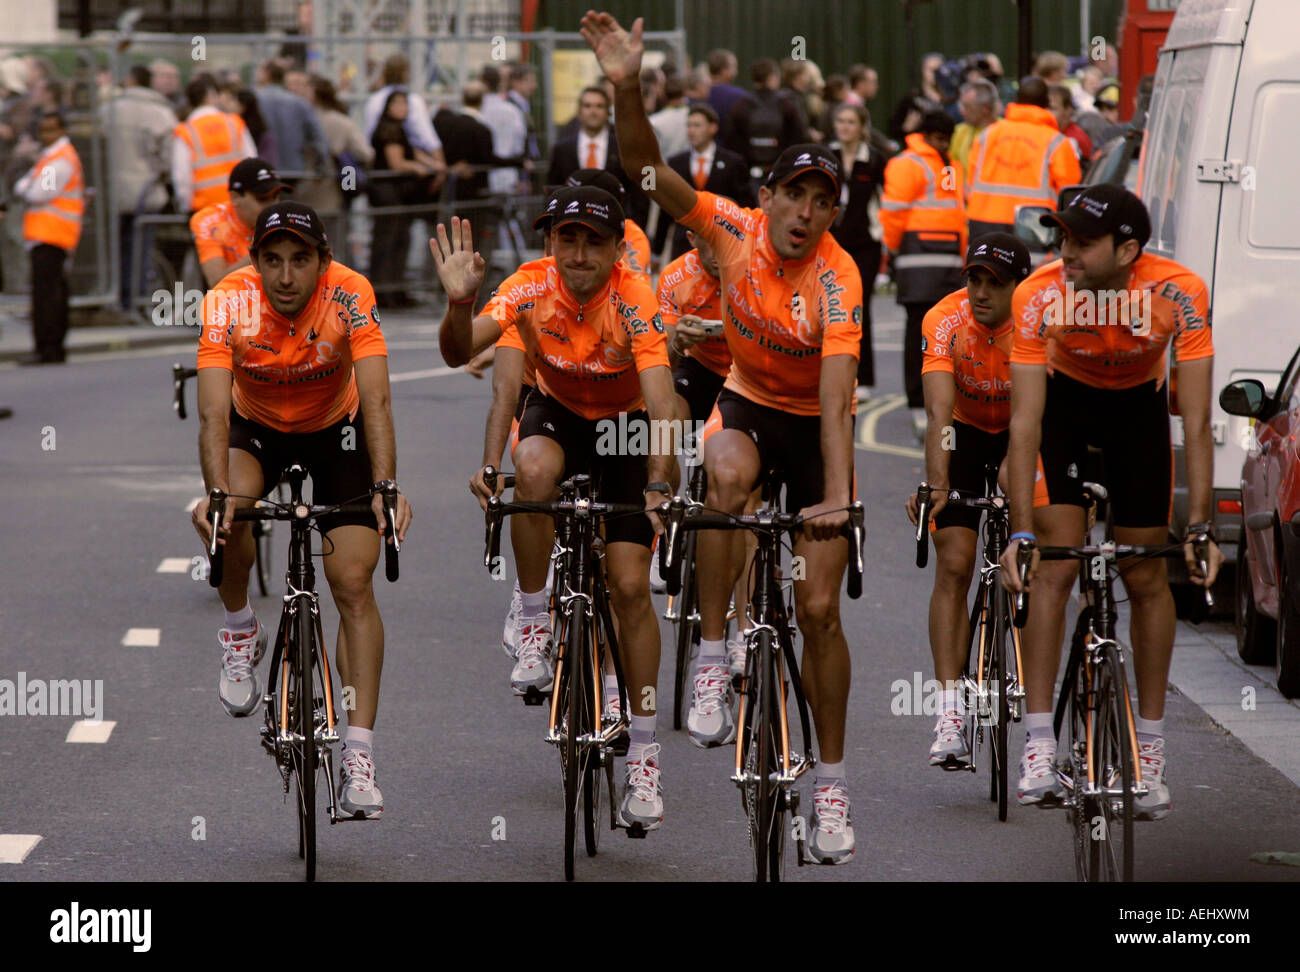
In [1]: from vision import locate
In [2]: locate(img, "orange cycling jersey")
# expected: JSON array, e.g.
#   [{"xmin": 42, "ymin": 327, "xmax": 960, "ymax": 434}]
[
  {"xmin": 621, "ymin": 219, "xmax": 652, "ymax": 284},
  {"xmin": 197, "ymin": 261, "xmax": 388, "ymax": 434},
  {"xmin": 657, "ymin": 248, "xmax": 730, "ymax": 378},
  {"xmin": 1011, "ymin": 253, "xmax": 1212, "ymax": 389},
  {"xmin": 679, "ymin": 190, "xmax": 862, "ymax": 416},
  {"xmin": 480, "ymin": 261, "xmax": 541, "ymax": 388},
  {"xmin": 490, "ymin": 258, "xmax": 668, "ymax": 421},
  {"xmin": 190, "ymin": 201, "xmax": 253, "ymax": 270},
  {"xmin": 921, "ymin": 289, "xmax": 1013, "ymax": 434}
]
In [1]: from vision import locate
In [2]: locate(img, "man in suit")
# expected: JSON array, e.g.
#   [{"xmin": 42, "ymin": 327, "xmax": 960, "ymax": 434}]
[
  {"xmin": 652, "ymin": 103, "xmax": 752, "ymax": 260},
  {"xmin": 547, "ymin": 85, "xmax": 647, "ymax": 227}
]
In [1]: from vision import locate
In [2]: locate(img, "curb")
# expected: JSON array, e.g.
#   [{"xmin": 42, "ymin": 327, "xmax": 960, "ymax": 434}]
[{"xmin": 0, "ymin": 326, "xmax": 199, "ymax": 364}]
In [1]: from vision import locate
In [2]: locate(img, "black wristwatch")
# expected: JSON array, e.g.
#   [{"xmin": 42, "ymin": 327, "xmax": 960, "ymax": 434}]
[
  {"xmin": 1184, "ymin": 521, "xmax": 1216, "ymax": 542},
  {"xmin": 643, "ymin": 481, "xmax": 671, "ymax": 496},
  {"xmin": 371, "ymin": 478, "xmax": 400, "ymax": 494}
]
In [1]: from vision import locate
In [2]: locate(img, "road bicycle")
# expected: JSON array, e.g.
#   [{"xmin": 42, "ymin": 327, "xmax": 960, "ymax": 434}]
[
  {"xmin": 914, "ymin": 466, "xmax": 1025, "ymax": 821},
  {"xmin": 482, "ymin": 468, "xmax": 636, "ymax": 882},
  {"xmin": 206, "ymin": 465, "xmax": 400, "ymax": 881},
  {"xmin": 1013, "ymin": 481, "xmax": 1213, "ymax": 881},
  {"xmin": 659, "ymin": 483, "xmax": 865, "ymax": 881}
]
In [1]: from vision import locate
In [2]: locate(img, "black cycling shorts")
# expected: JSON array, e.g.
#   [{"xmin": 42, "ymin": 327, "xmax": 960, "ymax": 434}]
[
  {"xmin": 1039, "ymin": 373, "xmax": 1172, "ymax": 528},
  {"xmin": 704, "ymin": 388, "xmax": 853, "ymax": 515},
  {"xmin": 514, "ymin": 381, "xmax": 534, "ymax": 422},
  {"xmin": 933, "ymin": 420, "xmax": 1009, "ymax": 533},
  {"xmin": 228, "ymin": 407, "xmax": 375, "ymax": 534},
  {"xmin": 516, "ymin": 392, "xmax": 653, "ymax": 548},
  {"xmin": 672, "ymin": 355, "xmax": 727, "ymax": 425}
]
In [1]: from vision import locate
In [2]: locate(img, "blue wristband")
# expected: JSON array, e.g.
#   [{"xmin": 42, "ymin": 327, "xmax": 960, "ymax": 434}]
[{"xmin": 1009, "ymin": 532, "xmax": 1037, "ymax": 544}]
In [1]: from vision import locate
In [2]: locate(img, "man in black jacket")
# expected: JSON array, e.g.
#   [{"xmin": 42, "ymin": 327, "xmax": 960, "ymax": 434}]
[
  {"xmin": 723, "ymin": 58, "xmax": 804, "ymax": 192},
  {"xmin": 547, "ymin": 85, "xmax": 648, "ymax": 227},
  {"xmin": 652, "ymin": 103, "xmax": 752, "ymax": 260}
]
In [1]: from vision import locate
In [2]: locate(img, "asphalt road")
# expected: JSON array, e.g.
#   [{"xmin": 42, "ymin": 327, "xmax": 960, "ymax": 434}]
[{"xmin": 0, "ymin": 303, "xmax": 1297, "ymax": 883}]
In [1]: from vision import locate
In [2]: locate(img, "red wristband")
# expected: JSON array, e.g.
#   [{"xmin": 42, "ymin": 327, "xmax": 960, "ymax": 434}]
[{"xmin": 449, "ymin": 296, "xmax": 477, "ymax": 306}]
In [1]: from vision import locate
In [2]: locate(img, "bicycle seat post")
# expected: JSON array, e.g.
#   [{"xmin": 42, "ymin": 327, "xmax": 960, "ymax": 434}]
[{"xmin": 286, "ymin": 464, "xmax": 308, "ymax": 505}]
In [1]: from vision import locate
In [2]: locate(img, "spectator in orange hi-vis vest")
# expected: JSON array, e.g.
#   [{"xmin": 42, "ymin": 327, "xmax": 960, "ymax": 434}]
[
  {"xmin": 964, "ymin": 76, "xmax": 1081, "ymax": 241},
  {"xmin": 171, "ymin": 74, "xmax": 257, "ymax": 214},
  {"xmin": 190, "ymin": 157, "xmax": 292, "ymax": 288},
  {"xmin": 16, "ymin": 112, "xmax": 82, "ymax": 365},
  {"xmin": 880, "ymin": 109, "xmax": 966, "ymax": 438}
]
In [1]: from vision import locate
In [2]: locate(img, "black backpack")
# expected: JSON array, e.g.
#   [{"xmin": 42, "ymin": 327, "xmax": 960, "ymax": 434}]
[{"xmin": 745, "ymin": 94, "xmax": 784, "ymax": 168}]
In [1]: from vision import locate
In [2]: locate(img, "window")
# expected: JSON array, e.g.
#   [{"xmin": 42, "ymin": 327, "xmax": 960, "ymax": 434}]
[{"xmin": 1246, "ymin": 84, "xmax": 1300, "ymax": 250}]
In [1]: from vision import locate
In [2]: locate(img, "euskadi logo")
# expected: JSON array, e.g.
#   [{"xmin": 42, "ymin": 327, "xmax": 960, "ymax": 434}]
[
  {"xmin": 49, "ymin": 902, "xmax": 151, "ymax": 952},
  {"xmin": 1042, "ymin": 282, "xmax": 1153, "ymax": 336}
]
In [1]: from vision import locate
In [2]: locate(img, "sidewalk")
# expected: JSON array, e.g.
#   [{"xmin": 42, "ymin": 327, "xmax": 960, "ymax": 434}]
[{"xmin": 0, "ymin": 302, "xmax": 444, "ymax": 364}]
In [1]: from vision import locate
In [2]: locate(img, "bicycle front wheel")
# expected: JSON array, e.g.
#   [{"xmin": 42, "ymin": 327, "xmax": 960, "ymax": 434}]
[
  {"xmin": 988, "ymin": 579, "xmax": 1010, "ymax": 821},
  {"xmin": 672, "ymin": 529, "xmax": 699, "ymax": 731},
  {"xmin": 747, "ymin": 628, "xmax": 785, "ymax": 882},
  {"xmin": 292, "ymin": 606, "xmax": 317, "ymax": 882},
  {"xmin": 1087, "ymin": 643, "xmax": 1135, "ymax": 881},
  {"xmin": 561, "ymin": 609, "xmax": 586, "ymax": 882}
]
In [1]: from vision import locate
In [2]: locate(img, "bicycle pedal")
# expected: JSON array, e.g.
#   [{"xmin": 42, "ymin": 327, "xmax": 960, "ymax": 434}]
[
  {"xmin": 624, "ymin": 822, "xmax": 648, "ymax": 839},
  {"xmin": 518, "ymin": 686, "xmax": 549, "ymax": 706}
]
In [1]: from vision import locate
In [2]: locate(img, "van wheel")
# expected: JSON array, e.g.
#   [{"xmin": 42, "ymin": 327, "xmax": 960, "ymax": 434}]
[
  {"xmin": 1236, "ymin": 538, "xmax": 1276, "ymax": 665},
  {"xmin": 1276, "ymin": 560, "xmax": 1300, "ymax": 699}
]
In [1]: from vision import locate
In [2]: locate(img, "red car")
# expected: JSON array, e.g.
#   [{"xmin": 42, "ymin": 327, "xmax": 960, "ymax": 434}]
[{"xmin": 1221, "ymin": 354, "xmax": 1300, "ymax": 697}]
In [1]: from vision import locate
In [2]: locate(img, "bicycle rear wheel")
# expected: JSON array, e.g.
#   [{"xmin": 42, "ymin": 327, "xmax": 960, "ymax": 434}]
[
  {"xmin": 292, "ymin": 606, "xmax": 316, "ymax": 882},
  {"xmin": 672, "ymin": 530, "xmax": 699, "ymax": 731},
  {"xmin": 1087, "ymin": 644, "xmax": 1134, "ymax": 881}
]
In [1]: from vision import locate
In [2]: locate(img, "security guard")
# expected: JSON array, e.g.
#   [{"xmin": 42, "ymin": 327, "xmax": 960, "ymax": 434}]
[
  {"xmin": 172, "ymin": 74, "xmax": 256, "ymax": 214},
  {"xmin": 881, "ymin": 109, "xmax": 967, "ymax": 439},
  {"xmin": 964, "ymin": 76, "xmax": 1081, "ymax": 241}
]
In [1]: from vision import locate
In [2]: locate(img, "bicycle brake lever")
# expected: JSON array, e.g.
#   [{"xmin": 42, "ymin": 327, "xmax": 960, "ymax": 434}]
[
  {"xmin": 915, "ymin": 482, "xmax": 931, "ymax": 568},
  {"xmin": 207, "ymin": 488, "xmax": 226, "ymax": 588}
]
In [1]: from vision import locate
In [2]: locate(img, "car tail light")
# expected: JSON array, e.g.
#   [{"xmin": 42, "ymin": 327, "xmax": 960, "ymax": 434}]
[{"xmin": 1218, "ymin": 499, "xmax": 1242, "ymax": 515}]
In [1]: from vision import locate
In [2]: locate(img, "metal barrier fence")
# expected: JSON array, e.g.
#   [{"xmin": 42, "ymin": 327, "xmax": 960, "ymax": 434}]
[
  {"xmin": 0, "ymin": 26, "xmax": 683, "ymax": 313},
  {"xmin": 130, "ymin": 188, "xmax": 548, "ymax": 320}
]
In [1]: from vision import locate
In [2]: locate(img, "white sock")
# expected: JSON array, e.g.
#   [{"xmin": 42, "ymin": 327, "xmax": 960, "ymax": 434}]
[
  {"xmin": 1135, "ymin": 716, "xmax": 1163, "ymax": 745},
  {"xmin": 344, "ymin": 726, "xmax": 374, "ymax": 753},
  {"xmin": 697, "ymin": 638, "xmax": 726, "ymax": 668},
  {"xmin": 1024, "ymin": 711, "xmax": 1054, "ymax": 745},
  {"xmin": 224, "ymin": 603, "xmax": 255, "ymax": 632},
  {"xmin": 627, "ymin": 713, "xmax": 656, "ymax": 760},
  {"xmin": 939, "ymin": 687, "xmax": 961, "ymax": 716},
  {"xmin": 604, "ymin": 674, "xmax": 620, "ymax": 704},
  {"xmin": 520, "ymin": 588, "xmax": 548, "ymax": 618},
  {"xmin": 816, "ymin": 760, "xmax": 846, "ymax": 785}
]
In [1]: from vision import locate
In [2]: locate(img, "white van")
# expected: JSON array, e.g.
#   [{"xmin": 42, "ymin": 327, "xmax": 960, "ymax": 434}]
[{"xmin": 1139, "ymin": 0, "xmax": 1300, "ymax": 583}]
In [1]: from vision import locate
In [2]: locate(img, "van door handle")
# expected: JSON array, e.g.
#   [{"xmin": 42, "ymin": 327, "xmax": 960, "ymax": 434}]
[{"xmin": 1245, "ymin": 512, "xmax": 1273, "ymax": 531}]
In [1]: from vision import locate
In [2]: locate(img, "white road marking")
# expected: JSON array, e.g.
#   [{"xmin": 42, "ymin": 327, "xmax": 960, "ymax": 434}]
[
  {"xmin": 0, "ymin": 835, "xmax": 42, "ymax": 863},
  {"xmin": 389, "ymin": 365, "xmax": 459, "ymax": 383},
  {"xmin": 156, "ymin": 558, "xmax": 191, "ymax": 573},
  {"xmin": 122, "ymin": 628, "xmax": 160, "ymax": 647},
  {"xmin": 855, "ymin": 394, "xmax": 924, "ymax": 459},
  {"xmin": 66, "ymin": 720, "xmax": 116, "ymax": 743},
  {"xmin": 185, "ymin": 497, "xmax": 201, "ymax": 512}
]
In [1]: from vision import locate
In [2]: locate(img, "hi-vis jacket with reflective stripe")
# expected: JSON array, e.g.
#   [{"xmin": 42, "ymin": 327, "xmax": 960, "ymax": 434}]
[
  {"xmin": 964, "ymin": 103, "xmax": 1081, "ymax": 239},
  {"xmin": 22, "ymin": 139, "xmax": 84, "ymax": 252},
  {"xmin": 881, "ymin": 133, "xmax": 967, "ymax": 305},
  {"xmin": 174, "ymin": 111, "xmax": 250, "ymax": 211}
]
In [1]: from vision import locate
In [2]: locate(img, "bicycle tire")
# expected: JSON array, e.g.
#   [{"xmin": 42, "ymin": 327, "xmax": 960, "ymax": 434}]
[
  {"xmin": 562, "ymin": 609, "xmax": 585, "ymax": 882},
  {"xmin": 753, "ymin": 627, "xmax": 783, "ymax": 882},
  {"xmin": 1066, "ymin": 663, "xmax": 1091, "ymax": 882},
  {"xmin": 765, "ymin": 629, "xmax": 790, "ymax": 881},
  {"xmin": 583, "ymin": 631, "xmax": 601, "ymax": 858},
  {"xmin": 293, "ymin": 605, "xmax": 316, "ymax": 882},
  {"xmin": 1087, "ymin": 643, "xmax": 1134, "ymax": 881},
  {"xmin": 989, "ymin": 576, "xmax": 1010, "ymax": 821},
  {"xmin": 672, "ymin": 529, "xmax": 699, "ymax": 731}
]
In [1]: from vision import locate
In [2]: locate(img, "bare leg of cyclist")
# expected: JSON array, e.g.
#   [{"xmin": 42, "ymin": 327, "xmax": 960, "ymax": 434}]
[
  {"xmin": 928, "ymin": 526, "xmax": 977, "ymax": 766},
  {"xmin": 698, "ymin": 429, "xmax": 760, "ymax": 641},
  {"xmin": 792, "ymin": 535, "xmax": 851, "ymax": 765},
  {"xmin": 1113, "ymin": 526, "xmax": 1175, "ymax": 722},
  {"xmin": 214, "ymin": 449, "xmax": 266, "ymax": 718},
  {"xmin": 324, "ymin": 524, "xmax": 383, "ymax": 730},
  {"xmin": 1016, "ymin": 503, "xmax": 1085, "ymax": 804},
  {"xmin": 509, "ymin": 435, "xmax": 565, "ymax": 696}
]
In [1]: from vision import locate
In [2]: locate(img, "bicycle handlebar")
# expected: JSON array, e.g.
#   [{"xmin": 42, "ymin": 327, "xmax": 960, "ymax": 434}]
[
  {"xmin": 656, "ymin": 497, "xmax": 866, "ymax": 600},
  {"xmin": 481, "ymin": 480, "xmax": 647, "ymax": 573},
  {"xmin": 172, "ymin": 363, "xmax": 197, "ymax": 421},
  {"xmin": 205, "ymin": 487, "xmax": 399, "ymax": 588}
]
